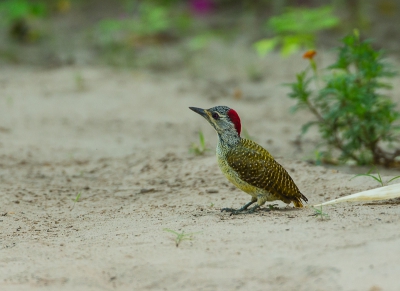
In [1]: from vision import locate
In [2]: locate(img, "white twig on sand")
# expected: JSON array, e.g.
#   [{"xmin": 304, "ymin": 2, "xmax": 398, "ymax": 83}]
[{"xmin": 313, "ymin": 183, "xmax": 400, "ymax": 207}]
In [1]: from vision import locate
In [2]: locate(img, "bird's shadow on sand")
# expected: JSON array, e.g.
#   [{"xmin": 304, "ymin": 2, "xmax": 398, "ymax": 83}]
[{"xmin": 192, "ymin": 205, "xmax": 304, "ymax": 218}]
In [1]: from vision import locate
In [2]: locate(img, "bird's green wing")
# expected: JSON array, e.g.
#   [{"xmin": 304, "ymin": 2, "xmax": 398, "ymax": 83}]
[{"xmin": 226, "ymin": 139, "xmax": 307, "ymax": 204}]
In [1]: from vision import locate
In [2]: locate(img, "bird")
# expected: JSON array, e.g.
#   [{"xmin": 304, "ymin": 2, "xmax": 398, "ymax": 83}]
[{"xmin": 189, "ymin": 105, "xmax": 308, "ymax": 215}]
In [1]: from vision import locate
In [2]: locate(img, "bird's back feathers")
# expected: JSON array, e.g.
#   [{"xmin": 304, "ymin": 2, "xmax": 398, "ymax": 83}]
[{"xmin": 225, "ymin": 138, "xmax": 308, "ymax": 207}]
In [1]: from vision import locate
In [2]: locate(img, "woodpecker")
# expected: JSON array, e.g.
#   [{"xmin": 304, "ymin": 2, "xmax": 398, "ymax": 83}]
[{"xmin": 189, "ymin": 106, "xmax": 308, "ymax": 214}]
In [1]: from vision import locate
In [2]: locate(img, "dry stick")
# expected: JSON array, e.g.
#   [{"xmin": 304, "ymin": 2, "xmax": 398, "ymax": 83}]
[{"xmin": 313, "ymin": 183, "xmax": 400, "ymax": 207}]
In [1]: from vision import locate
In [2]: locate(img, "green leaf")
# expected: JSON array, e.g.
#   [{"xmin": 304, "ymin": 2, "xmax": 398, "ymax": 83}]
[
  {"xmin": 267, "ymin": 6, "xmax": 339, "ymax": 34},
  {"xmin": 280, "ymin": 36, "xmax": 301, "ymax": 57},
  {"xmin": 387, "ymin": 176, "xmax": 400, "ymax": 184},
  {"xmin": 187, "ymin": 33, "xmax": 214, "ymax": 51},
  {"xmin": 253, "ymin": 38, "xmax": 279, "ymax": 57},
  {"xmin": 350, "ymin": 171, "xmax": 384, "ymax": 186},
  {"xmin": 199, "ymin": 131, "xmax": 205, "ymax": 148},
  {"xmin": 74, "ymin": 192, "xmax": 81, "ymax": 202}
]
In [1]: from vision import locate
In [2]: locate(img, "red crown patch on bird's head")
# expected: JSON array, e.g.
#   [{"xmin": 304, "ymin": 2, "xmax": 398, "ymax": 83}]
[{"xmin": 227, "ymin": 109, "xmax": 241, "ymax": 136}]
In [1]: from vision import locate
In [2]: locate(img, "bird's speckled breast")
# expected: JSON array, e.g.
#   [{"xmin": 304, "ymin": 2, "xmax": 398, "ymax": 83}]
[{"xmin": 216, "ymin": 142, "xmax": 259, "ymax": 198}]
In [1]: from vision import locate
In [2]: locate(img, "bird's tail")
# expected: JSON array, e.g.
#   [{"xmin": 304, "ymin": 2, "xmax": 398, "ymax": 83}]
[{"xmin": 293, "ymin": 193, "xmax": 308, "ymax": 208}]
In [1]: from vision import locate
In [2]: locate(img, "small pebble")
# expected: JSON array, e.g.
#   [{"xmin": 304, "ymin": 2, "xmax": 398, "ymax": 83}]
[
  {"xmin": 139, "ymin": 188, "xmax": 155, "ymax": 194},
  {"xmin": 206, "ymin": 189, "xmax": 219, "ymax": 194}
]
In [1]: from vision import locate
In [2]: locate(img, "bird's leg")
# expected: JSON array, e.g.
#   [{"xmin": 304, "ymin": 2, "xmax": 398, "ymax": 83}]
[
  {"xmin": 221, "ymin": 199, "xmax": 257, "ymax": 215},
  {"xmin": 239, "ymin": 200, "xmax": 257, "ymax": 211},
  {"xmin": 229, "ymin": 204, "xmax": 260, "ymax": 216}
]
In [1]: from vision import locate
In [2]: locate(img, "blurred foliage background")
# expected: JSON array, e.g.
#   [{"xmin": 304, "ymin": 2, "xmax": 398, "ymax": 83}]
[
  {"xmin": 1, "ymin": 0, "xmax": 400, "ymax": 167},
  {"xmin": 0, "ymin": 0, "xmax": 399, "ymax": 68}
]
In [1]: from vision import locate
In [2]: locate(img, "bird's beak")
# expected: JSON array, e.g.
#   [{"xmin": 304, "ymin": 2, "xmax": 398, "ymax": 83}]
[{"xmin": 189, "ymin": 107, "xmax": 208, "ymax": 118}]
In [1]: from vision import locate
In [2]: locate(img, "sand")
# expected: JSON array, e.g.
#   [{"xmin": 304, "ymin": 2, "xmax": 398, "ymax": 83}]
[{"xmin": 1, "ymin": 56, "xmax": 400, "ymax": 291}]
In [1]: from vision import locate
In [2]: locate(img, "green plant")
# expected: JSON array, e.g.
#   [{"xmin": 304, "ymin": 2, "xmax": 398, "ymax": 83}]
[
  {"xmin": 163, "ymin": 228, "xmax": 200, "ymax": 247},
  {"xmin": 288, "ymin": 30, "xmax": 400, "ymax": 167},
  {"xmin": 95, "ymin": 2, "xmax": 191, "ymax": 48},
  {"xmin": 350, "ymin": 167, "xmax": 400, "ymax": 186},
  {"xmin": 268, "ymin": 203, "xmax": 279, "ymax": 210},
  {"xmin": 190, "ymin": 131, "xmax": 210, "ymax": 155},
  {"xmin": 70, "ymin": 192, "xmax": 81, "ymax": 211},
  {"xmin": 311, "ymin": 206, "xmax": 329, "ymax": 220},
  {"xmin": 74, "ymin": 72, "xmax": 85, "ymax": 91},
  {"xmin": 186, "ymin": 32, "xmax": 216, "ymax": 51},
  {"xmin": 254, "ymin": 6, "xmax": 339, "ymax": 57},
  {"xmin": 97, "ymin": 4, "xmax": 169, "ymax": 42},
  {"xmin": 93, "ymin": 1, "xmax": 193, "ymax": 67},
  {"xmin": 0, "ymin": 0, "xmax": 47, "ymax": 42},
  {"xmin": 0, "ymin": 0, "xmax": 47, "ymax": 24}
]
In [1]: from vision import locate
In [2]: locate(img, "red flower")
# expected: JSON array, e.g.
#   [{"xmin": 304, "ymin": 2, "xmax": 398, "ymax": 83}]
[
  {"xmin": 303, "ymin": 50, "xmax": 317, "ymax": 60},
  {"xmin": 190, "ymin": 0, "xmax": 215, "ymax": 15}
]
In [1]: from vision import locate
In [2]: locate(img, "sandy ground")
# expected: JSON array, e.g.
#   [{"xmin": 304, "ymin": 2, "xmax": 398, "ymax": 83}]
[{"xmin": 1, "ymin": 54, "xmax": 400, "ymax": 291}]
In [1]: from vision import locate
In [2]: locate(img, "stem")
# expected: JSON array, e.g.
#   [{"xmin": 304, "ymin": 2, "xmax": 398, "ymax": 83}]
[
  {"xmin": 304, "ymin": 95, "xmax": 357, "ymax": 161},
  {"xmin": 331, "ymin": 126, "xmax": 362, "ymax": 164},
  {"xmin": 310, "ymin": 59, "xmax": 321, "ymax": 90},
  {"xmin": 305, "ymin": 99, "xmax": 324, "ymax": 122},
  {"xmin": 305, "ymin": 97, "xmax": 362, "ymax": 164}
]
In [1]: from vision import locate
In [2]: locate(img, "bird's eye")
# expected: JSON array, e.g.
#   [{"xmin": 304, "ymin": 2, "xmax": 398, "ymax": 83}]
[{"xmin": 212, "ymin": 112, "xmax": 220, "ymax": 120}]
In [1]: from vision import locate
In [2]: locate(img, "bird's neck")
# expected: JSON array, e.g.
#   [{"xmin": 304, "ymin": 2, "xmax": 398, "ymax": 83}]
[{"xmin": 217, "ymin": 130, "xmax": 241, "ymax": 148}]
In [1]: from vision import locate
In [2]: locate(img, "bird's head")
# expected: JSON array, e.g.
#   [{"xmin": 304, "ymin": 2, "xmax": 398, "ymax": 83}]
[{"xmin": 189, "ymin": 106, "xmax": 241, "ymax": 137}]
